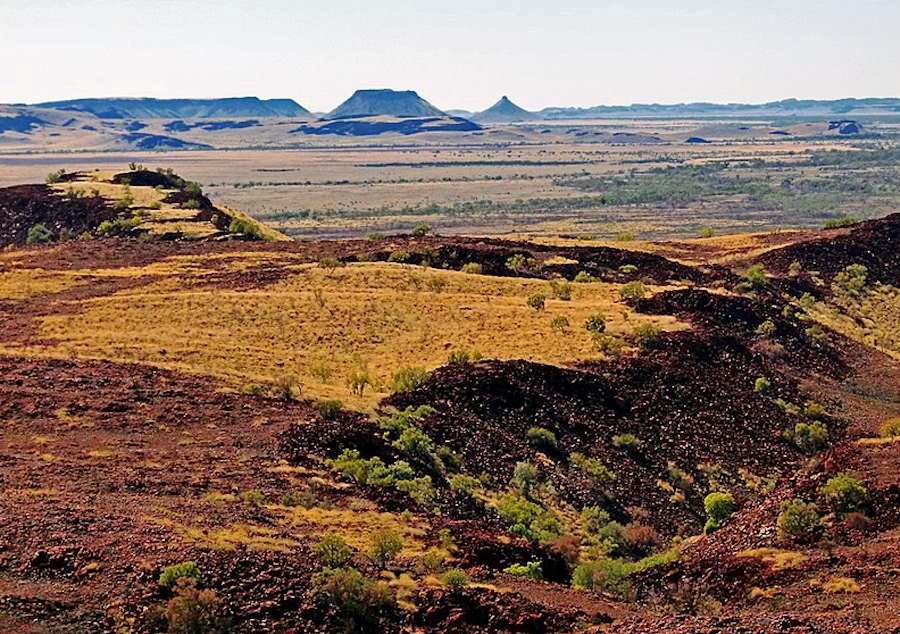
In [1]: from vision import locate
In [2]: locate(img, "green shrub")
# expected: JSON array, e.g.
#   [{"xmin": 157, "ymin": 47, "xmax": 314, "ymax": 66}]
[
  {"xmin": 441, "ymin": 569, "xmax": 469, "ymax": 588},
  {"xmin": 821, "ymin": 473, "xmax": 867, "ymax": 513},
  {"xmin": 164, "ymin": 578, "xmax": 228, "ymax": 634},
  {"xmin": 388, "ymin": 250, "xmax": 411, "ymax": 263},
  {"xmin": 615, "ymin": 231, "xmax": 635, "ymax": 242},
  {"xmin": 527, "ymin": 293, "xmax": 547, "ymax": 311},
  {"xmin": 618, "ymin": 264, "xmax": 638, "ymax": 274},
  {"xmin": 96, "ymin": 216, "xmax": 142, "ymax": 237},
  {"xmin": 511, "ymin": 461, "xmax": 540, "ymax": 497},
  {"xmin": 698, "ymin": 226, "xmax": 715, "ymax": 238},
  {"xmin": 832, "ymin": 264, "xmax": 868, "ymax": 296},
  {"xmin": 572, "ymin": 558, "xmax": 631, "ymax": 597},
  {"xmin": 788, "ymin": 260, "xmax": 803, "ymax": 277},
  {"xmin": 574, "ymin": 271, "xmax": 596, "ymax": 283},
  {"xmin": 159, "ymin": 561, "xmax": 200, "ymax": 589},
  {"xmin": 742, "ymin": 264, "xmax": 768, "ymax": 289},
  {"xmin": 584, "ymin": 313, "xmax": 606, "ymax": 335},
  {"xmin": 794, "ymin": 421, "xmax": 829, "ymax": 454},
  {"xmin": 313, "ymin": 566, "xmax": 395, "ymax": 623},
  {"xmin": 449, "ymin": 473, "xmax": 480, "ymax": 495},
  {"xmin": 369, "ymin": 529, "xmax": 403, "ymax": 568},
  {"xmin": 776, "ymin": 499, "xmax": 821, "ymax": 542},
  {"xmin": 755, "ymin": 319, "xmax": 777, "ymax": 338},
  {"xmin": 612, "ymin": 433, "xmax": 641, "ymax": 451},
  {"xmin": 347, "ymin": 367, "xmax": 371, "ymax": 396},
  {"xmin": 394, "ymin": 476, "xmax": 436, "ymax": 506},
  {"xmin": 527, "ymin": 426, "xmax": 558, "ymax": 450},
  {"xmin": 823, "ymin": 214, "xmax": 860, "ymax": 229},
  {"xmin": 448, "ymin": 349, "xmax": 482, "ymax": 364},
  {"xmin": 704, "ymin": 492, "xmax": 737, "ymax": 524},
  {"xmin": 460, "ymin": 262, "xmax": 482, "ymax": 274},
  {"xmin": 550, "ymin": 279, "xmax": 572, "ymax": 301},
  {"xmin": 595, "ymin": 335, "xmax": 627, "ymax": 357},
  {"xmin": 393, "ymin": 426, "xmax": 436, "ymax": 463},
  {"xmin": 318, "ymin": 257, "xmax": 346, "ymax": 273},
  {"xmin": 316, "ymin": 533, "xmax": 353, "ymax": 568},
  {"xmin": 550, "ymin": 315, "xmax": 570, "ymax": 332},
  {"xmin": 315, "ymin": 399, "xmax": 343, "ymax": 421},
  {"xmin": 506, "ymin": 254, "xmax": 528, "ymax": 272},
  {"xmin": 631, "ymin": 323, "xmax": 661, "ymax": 347},
  {"xmin": 45, "ymin": 169, "xmax": 66, "ymax": 184},
  {"xmin": 26, "ymin": 223, "xmax": 53, "ymax": 245},
  {"xmin": 580, "ymin": 505, "xmax": 611, "ymax": 535},
  {"xmin": 390, "ymin": 366, "xmax": 429, "ymax": 393},
  {"xmin": 804, "ymin": 402, "xmax": 826, "ymax": 419},
  {"xmin": 504, "ymin": 561, "xmax": 543, "ymax": 579},
  {"xmin": 411, "ymin": 223, "xmax": 431, "ymax": 237},
  {"xmin": 703, "ymin": 518, "xmax": 722, "ymax": 535},
  {"xmin": 495, "ymin": 493, "xmax": 562, "ymax": 543},
  {"xmin": 619, "ymin": 281, "xmax": 646, "ymax": 301},
  {"xmin": 570, "ymin": 452, "xmax": 615, "ymax": 482},
  {"xmin": 227, "ymin": 217, "xmax": 263, "ymax": 240},
  {"xmin": 880, "ymin": 417, "xmax": 900, "ymax": 438},
  {"xmin": 754, "ymin": 376, "xmax": 771, "ymax": 393}
]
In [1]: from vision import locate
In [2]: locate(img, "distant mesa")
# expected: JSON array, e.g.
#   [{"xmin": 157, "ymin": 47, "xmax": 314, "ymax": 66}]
[
  {"xmin": 686, "ymin": 136, "xmax": 711, "ymax": 144},
  {"xmin": 31, "ymin": 97, "xmax": 310, "ymax": 119},
  {"xmin": 472, "ymin": 96, "xmax": 538, "ymax": 123},
  {"xmin": 328, "ymin": 89, "xmax": 446, "ymax": 119}
]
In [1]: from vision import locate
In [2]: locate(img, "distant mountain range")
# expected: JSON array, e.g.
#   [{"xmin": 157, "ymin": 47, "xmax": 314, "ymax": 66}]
[
  {"xmin": 536, "ymin": 97, "xmax": 900, "ymax": 119},
  {"xmin": 28, "ymin": 97, "xmax": 310, "ymax": 119},
  {"xmin": 328, "ymin": 90, "xmax": 445, "ymax": 119}
]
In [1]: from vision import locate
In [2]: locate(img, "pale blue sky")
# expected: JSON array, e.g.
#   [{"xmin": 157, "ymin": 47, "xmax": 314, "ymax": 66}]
[{"xmin": 2, "ymin": 0, "xmax": 898, "ymax": 112}]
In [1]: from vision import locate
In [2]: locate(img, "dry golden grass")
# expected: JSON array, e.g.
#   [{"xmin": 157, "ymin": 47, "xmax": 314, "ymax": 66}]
[
  {"xmin": 151, "ymin": 517, "xmax": 299, "ymax": 553},
  {"xmin": 7, "ymin": 257, "xmax": 685, "ymax": 408},
  {"xmin": 737, "ymin": 548, "xmax": 808, "ymax": 571},
  {"xmin": 275, "ymin": 504, "xmax": 429, "ymax": 556},
  {"xmin": 808, "ymin": 284, "xmax": 900, "ymax": 359},
  {"xmin": 0, "ymin": 268, "xmax": 80, "ymax": 299},
  {"xmin": 53, "ymin": 175, "xmax": 288, "ymax": 242}
]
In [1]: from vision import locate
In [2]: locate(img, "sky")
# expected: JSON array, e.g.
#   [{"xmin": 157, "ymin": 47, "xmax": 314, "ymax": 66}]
[{"xmin": 1, "ymin": 0, "xmax": 898, "ymax": 112}]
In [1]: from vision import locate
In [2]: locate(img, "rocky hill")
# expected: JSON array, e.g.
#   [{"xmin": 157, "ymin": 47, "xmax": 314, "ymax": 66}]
[
  {"xmin": 329, "ymin": 89, "xmax": 446, "ymax": 118},
  {"xmin": 473, "ymin": 96, "xmax": 538, "ymax": 123}
]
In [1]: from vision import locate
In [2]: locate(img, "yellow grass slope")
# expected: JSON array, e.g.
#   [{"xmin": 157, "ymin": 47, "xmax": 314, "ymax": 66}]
[{"xmin": 1, "ymin": 254, "xmax": 685, "ymax": 408}]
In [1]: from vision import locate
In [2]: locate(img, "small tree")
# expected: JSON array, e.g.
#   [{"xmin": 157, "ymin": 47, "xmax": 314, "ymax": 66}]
[
  {"xmin": 159, "ymin": 561, "xmax": 200, "ymax": 589},
  {"xmin": 315, "ymin": 533, "xmax": 353, "ymax": 568},
  {"xmin": 619, "ymin": 281, "xmax": 646, "ymax": 301},
  {"xmin": 511, "ymin": 461, "xmax": 540, "ymax": 497},
  {"xmin": 584, "ymin": 313, "xmax": 606, "ymax": 336},
  {"xmin": 527, "ymin": 293, "xmax": 546, "ymax": 312},
  {"xmin": 742, "ymin": 264, "xmax": 768, "ymax": 289},
  {"xmin": 26, "ymin": 223, "xmax": 53, "ymax": 245},
  {"xmin": 369, "ymin": 529, "xmax": 404, "ymax": 568},
  {"xmin": 703, "ymin": 491, "xmax": 737, "ymax": 533},
  {"xmin": 776, "ymin": 499, "xmax": 821, "ymax": 542},
  {"xmin": 527, "ymin": 426, "xmax": 558, "ymax": 451},
  {"xmin": 821, "ymin": 474, "xmax": 866, "ymax": 513}
]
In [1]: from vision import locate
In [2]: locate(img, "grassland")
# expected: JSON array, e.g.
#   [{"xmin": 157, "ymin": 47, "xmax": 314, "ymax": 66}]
[
  {"xmin": 2, "ymin": 123, "xmax": 894, "ymax": 240},
  {"xmin": 0, "ymin": 253, "xmax": 683, "ymax": 409}
]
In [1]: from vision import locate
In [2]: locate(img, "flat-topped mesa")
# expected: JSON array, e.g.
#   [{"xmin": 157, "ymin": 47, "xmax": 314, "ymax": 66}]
[
  {"xmin": 328, "ymin": 89, "xmax": 446, "ymax": 118},
  {"xmin": 32, "ymin": 97, "xmax": 310, "ymax": 119}
]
